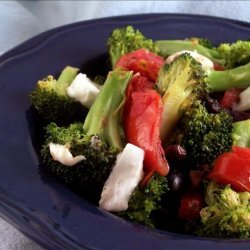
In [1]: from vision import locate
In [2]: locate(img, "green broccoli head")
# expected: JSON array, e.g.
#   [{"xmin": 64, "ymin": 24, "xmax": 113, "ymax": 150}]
[
  {"xmin": 30, "ymin": 66, "xmax": 87, "ymax": 124},
  {"xmin": 180, "ymin": 101, "xmax": 233, "ymax": 166},
  {"xmin": 41, "ymin": 122, "xmax": 119, "ymax": 202},
  {"xmin": 107, "ymin": 25, "xmax": 159, "ymax": 68},
  {"xmin": 117, "ymin": 174, "xmax": 168, "ymax": 228},
  {"xmin": 187, "ymin": 37, "xmax": 213, "ymax": 49},
  {"xmin": 198, "ymin": 181, "xmax": 250, "ymax": 238},
  {"xmin": 156, "ymin": 53, "xmax": 208, "ymax": 142},
  {"xmin": 157, "ymin": 52, "xmax": 207, "ymax": 95},
  {"xmin": 217, "ymin": 40, "xmax": 250, "ymax": 69}
]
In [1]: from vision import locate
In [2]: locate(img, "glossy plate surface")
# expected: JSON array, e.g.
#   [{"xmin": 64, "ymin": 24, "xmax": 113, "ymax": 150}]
[{"xmin": 0, "ymin": 14, "xmax": 250, "ymax": 250}]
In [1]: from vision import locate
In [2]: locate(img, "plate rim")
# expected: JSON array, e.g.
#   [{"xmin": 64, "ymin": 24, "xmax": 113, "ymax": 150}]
[
  {"xmin": 1, "ymin": 12, "xmax": 250, "ymax": 63},
  {"xmin": 0, "ymin": 13, "xmax": 250, "ymax": 250}
]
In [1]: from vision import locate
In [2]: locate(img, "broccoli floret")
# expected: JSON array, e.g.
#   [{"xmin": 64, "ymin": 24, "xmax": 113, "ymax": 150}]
[
  {"xmin": 40, "ymin": 70, "xmax": 133, "ymax": 201},
  {"xmin": 198, "ymin": 181, "xmax": 250, "ymax": 238},
  {"xmin": 107, "ymin": 25, "xmax": 159, "ymax": 68},
  {"xmin": 232, "ymin": 119, "xmax": 250, "ymax": 147},
  {"xmin": 180, "ymin": 102, "xmax": 233, "ymax": 165},
  {"xmin": 156, "ymin": 53, "xmax": 207, "ymax": 142},
  {"xmin": 217, "ymin": 40, "xmax": 250, "ymax": 69},
  {"xmin": 187, "ymin": 37, "xmax": 213, "ymax": 49},
  {"xmin": 155, "ymin": 39, "xmax": 224, "ymax": 65},
  {"xmin": 117, "ymin": 174, "xmax": 168, "ymax": 228},
  {"xmin": 41, "ymin": 122, "xmax": 118, "ymax": 201},
  {"xmin": 30, "ymin": 66, "xmax": 87, "ymax": 124}
]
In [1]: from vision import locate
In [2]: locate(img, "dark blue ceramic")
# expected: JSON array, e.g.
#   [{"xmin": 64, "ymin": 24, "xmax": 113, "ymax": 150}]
[{"xmin": 0, "ymin": 14, "xmax": 249, "ymax": 250}]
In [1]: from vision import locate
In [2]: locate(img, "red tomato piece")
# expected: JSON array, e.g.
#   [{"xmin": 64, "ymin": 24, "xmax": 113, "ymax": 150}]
[
  {"xmin": 178, "ymin": 192, "xmax": 204, "ymax": 221},
  {"xmin": 219, "ymin": 88, "xmax": 242, "ymax": 109},
  {"xmin": 208, "ymin": 146, "xmax": 250, "ymax": 192},
  {"xmin": 115, "ymin": 48, "xmax": 164, "ymax": 82}
]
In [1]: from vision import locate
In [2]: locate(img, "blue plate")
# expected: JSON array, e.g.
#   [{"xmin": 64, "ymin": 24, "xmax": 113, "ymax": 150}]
[{"xmin": 0, "ymin": 14, "xmax": 249, "ymax": 250}]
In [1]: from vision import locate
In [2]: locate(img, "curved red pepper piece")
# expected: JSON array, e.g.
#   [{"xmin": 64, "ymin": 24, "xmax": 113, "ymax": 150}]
[
  {"xmin": 123, "ymin": 75, "xmax": 169, "ymax": 184},
  {"xmin": 208, "ymin": 146, "xmax": 250, "ymax": 192}
]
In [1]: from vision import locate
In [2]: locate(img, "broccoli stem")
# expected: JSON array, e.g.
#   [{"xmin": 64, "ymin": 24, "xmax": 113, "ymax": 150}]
[
  {"xmin": 232, "ymin": 119, "xmax": 250, "ymax": 147},
  {"xmin": 57, "ymin": 66, "xmax": 79, "ymax": 84},
  {"xmin": 156, "ymin": 40, "xmax": 250, "ymax": 93},
  {"xmin": 83, "ymin": 70, "xmax": 133, "ymax": 149},
  {"xmin": 208, "ymin": 62, "xmax": 250, "ymax": 92},
  {"xmin": 155, "ymin": 40, "xmax": 224, "ymax": 65}
]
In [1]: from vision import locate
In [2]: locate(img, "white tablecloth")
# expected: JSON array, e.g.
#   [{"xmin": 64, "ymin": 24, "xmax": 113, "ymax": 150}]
[{"xmin": 0, "ymin": 1, "xmax": 249, "ymax": 249}]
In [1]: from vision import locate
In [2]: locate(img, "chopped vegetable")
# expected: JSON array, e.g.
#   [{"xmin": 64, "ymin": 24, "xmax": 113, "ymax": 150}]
[
  {"xmin": 99, "ymin": 143, "xmax": 144, "ymax": 212},
  {"xmin": 155, "ymin": 39, "xmax": 224, "ymax": 65},
  {"xmin": 207, "ymin": 62, "xmax": 250, "ymax": 92},
  {"xmin": 123, "ymin": 75, "xmax": 169, "ymax": 184},
  {"xmin": 165, "ymin": 50, "xmax": 214, "ymax": 72},
  {"xmin": 83, "ymin": 70, "xmax": 133, "ymax": 150},
  {"xmin": 41, "ymin": 123, "xmax": 118, "ymax": 201},
  {"xmin": 117, "ymin": 173, "xmax": 168, "ymax": 228},
  {"xmin": 156, "ymin": 53, "xmax": 207, "ymax": 141},
  {"xmin": 208, "ymin": 146, "xmax": 250, "ymax": 192},
  {"xmin": 107, "ymin": 25, "xmax": 159, "ymax": 68},
  {"xmin": 115, "ymin": 48, "xmax": 164, "ymax": 82},
  {"xmin": 30, "ymin": 66, "xmax": 85, "ymax": 124},
  {"xmin": 232, "ymin": 119, "xmax": 250, "ymax": 147},
  {"xmin": 198, "ymin": 181, "xmax": 250, "ymax": 238},
  {"xmin": 187, "ymin": 37, "xmax": 213, "ymax": 49},
  {"xmin": 180, "ymin": 101, "xmax": 233, "ymax": 165},
  {"xmin": 66, "ymin": 73, "xmax": 101, "ymax": 108},
  {"xmin": 217, "ymin": 40, "xmax": 250, "ymax": 69},
  {"xmin": 49, "ymin": 142, "xmax": 85, "ymax": 166}
]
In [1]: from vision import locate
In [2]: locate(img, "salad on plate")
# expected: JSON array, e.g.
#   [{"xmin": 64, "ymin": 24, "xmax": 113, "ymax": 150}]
[{"xmin": 29, "ymin": 26, "xmax": 250, "ymax": 239}]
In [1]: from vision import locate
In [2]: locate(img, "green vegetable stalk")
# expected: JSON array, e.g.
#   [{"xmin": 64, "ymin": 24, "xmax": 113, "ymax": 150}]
[
  {"xmin": 83, "ymin": 70, "xmax": 133, "ymax": 149},
  {"xmin": 232, "ymin": 119, "xmax": 250, "ymax": 147},
  {"xmin": 155, "ymin": 39, "xmax": 224, "ymax": 65},
  {"xmin": 207, "ymin": 62, "xmax": 250, "ymax": 92}
]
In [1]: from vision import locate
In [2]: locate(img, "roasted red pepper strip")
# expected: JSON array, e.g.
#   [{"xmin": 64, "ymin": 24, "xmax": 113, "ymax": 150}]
[
  {"xmin": 123, "ymin": 75, "xmax": 169, "ymax": 184},
  {"xmin": 208, "ymin": 146, "xmax": 250, "ymax": 192},
  {"xmin": 115, "ymin": 48, "xmax": 164, "ymax": 82}
]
